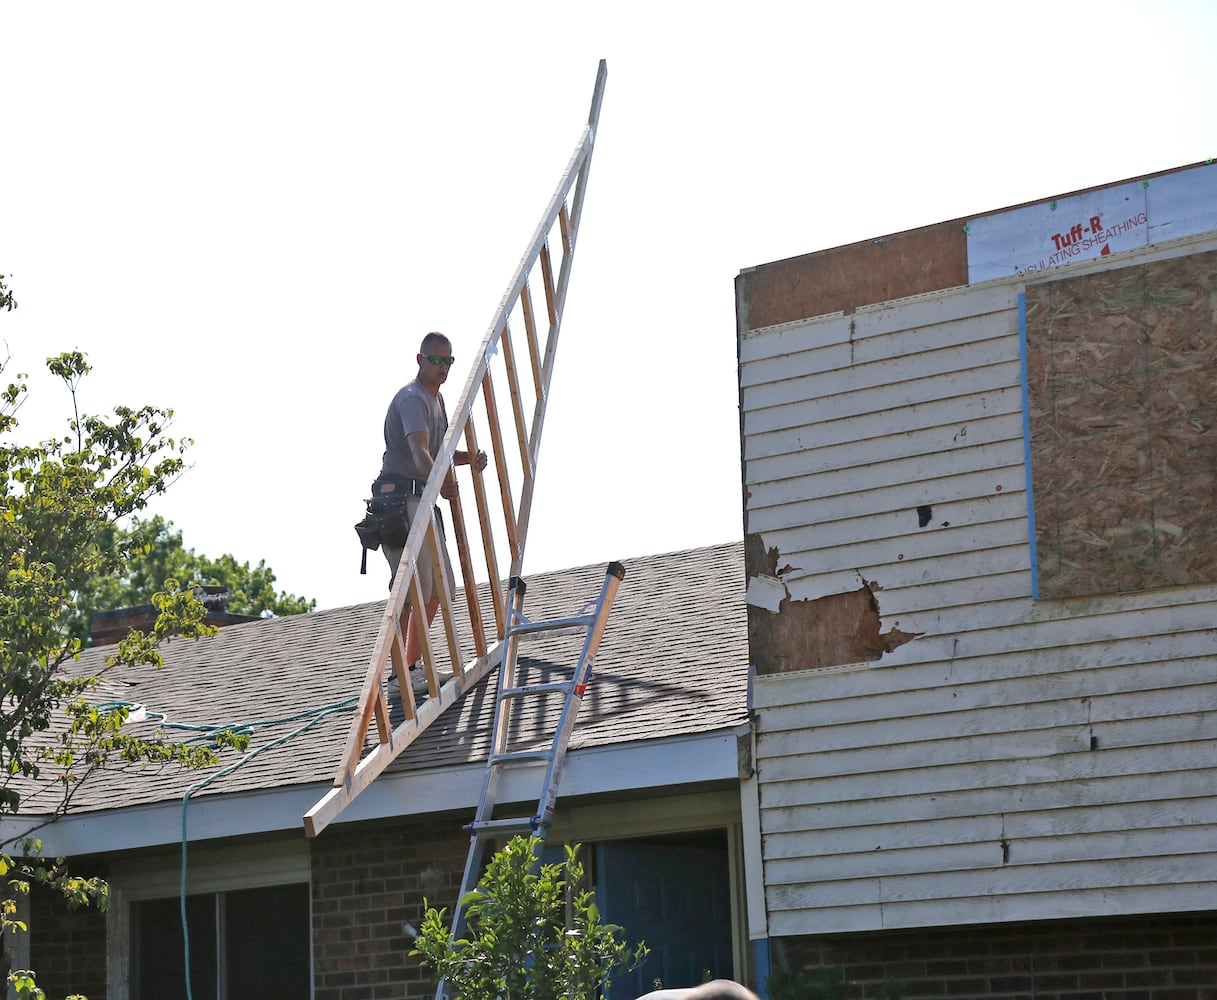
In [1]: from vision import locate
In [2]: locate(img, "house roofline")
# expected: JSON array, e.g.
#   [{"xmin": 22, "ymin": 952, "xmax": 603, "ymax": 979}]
[{"xmin": 3, "ymin": 728, "xmax": 747, "ymax": 856}]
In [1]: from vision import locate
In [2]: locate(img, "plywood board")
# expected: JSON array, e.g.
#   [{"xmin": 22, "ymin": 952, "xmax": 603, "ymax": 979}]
[
  {"xmin": 1026, "ymin": 248, "xmax": 1217, "ymax": 598},
  {"xmin": 736, "ymin": 221, "xmax": 967, "ymax": 331}
]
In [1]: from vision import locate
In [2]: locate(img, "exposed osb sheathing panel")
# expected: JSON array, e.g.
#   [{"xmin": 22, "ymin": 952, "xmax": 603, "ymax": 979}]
[
  {"xmin": 735, "ymin": 221, "xmax": 967, "ymax": 332},
  {"xmin": 1026, "ymin": 248, "xmax": 1217, "ymax": 599},
  {"xmin": 745, "ymin": 535, "xmax": 918, "ymax": 673}
]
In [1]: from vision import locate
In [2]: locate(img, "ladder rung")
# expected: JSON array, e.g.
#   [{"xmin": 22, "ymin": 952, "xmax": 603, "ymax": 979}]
[
  {"xmin": 508, "ymin": 615, "xmax": 596, "ymax": 637},
  {"xmin": 501, "ymin": 681, "xmax": 574, "ymax": 699},
  {"xmin": 468, "ymin": 816, "xmax": 539, "ymax": 836},
  {"xmin": 488, "ymin": 749, "xmax": 553, "ymax": 766}
]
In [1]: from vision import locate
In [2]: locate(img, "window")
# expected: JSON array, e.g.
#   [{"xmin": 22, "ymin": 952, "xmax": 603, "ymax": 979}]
[{"xmin": 131, "ymin": 883, "xmax": 309, "ymax": 1000}]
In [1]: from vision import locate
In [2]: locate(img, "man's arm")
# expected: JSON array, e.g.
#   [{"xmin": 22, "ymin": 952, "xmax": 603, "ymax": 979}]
[
  {"xmin": 407, "ymin": 434, "xmax": 486, "ymax": 499},
  {"xmin": 405, "ymin": 430, "xmax": 452, "ymax": 497}
]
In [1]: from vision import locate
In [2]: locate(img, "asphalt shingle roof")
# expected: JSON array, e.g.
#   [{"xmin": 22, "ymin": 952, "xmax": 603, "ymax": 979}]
[{"xmin": 17, "ymin": 542, "xmax": 747, "ymax": 818}]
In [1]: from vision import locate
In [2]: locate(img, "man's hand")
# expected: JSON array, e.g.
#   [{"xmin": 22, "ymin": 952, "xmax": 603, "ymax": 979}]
[
  {"xmin": 440, "ymin": 471, "xmax": 459, "ymax": 500},
  {"xmin": 456, "ymin": 449, "xmax": 489, "ymax": 472}
]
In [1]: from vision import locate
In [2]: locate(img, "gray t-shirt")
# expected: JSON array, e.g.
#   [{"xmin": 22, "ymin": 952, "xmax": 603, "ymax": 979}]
[{"xmin": 379, "ymin": 377, "xmax": 448, "ymax": 481}]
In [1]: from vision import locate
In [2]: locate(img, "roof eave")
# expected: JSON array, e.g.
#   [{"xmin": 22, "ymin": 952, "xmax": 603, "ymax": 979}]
[{"xmin": 5, "ymin": 727, "xmax": 748, "ymax": 857}]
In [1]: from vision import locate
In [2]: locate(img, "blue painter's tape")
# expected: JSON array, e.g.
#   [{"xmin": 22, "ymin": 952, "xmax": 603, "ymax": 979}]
[
  {"xmin": 753, "ymin": 938, "xmax": 772, "ymax": 1000},
  {"xmin": 1019, "ymin": 290, "xmax": 1039, "ymax": 601}
]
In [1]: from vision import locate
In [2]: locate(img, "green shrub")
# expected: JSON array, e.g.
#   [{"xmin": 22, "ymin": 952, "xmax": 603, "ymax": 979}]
[{"xmin": 412, "ymin": 836, "xmax": 649, "ymax": 1000}]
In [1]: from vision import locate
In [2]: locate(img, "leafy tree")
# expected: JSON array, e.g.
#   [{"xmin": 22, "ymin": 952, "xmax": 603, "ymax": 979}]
[
  {"xmin": 413, "ymin": 836, "xmax": 649, "ymax": 1000},
  {"xmin": 67, "ymin": 514, "xmax": 315, "ymax": 644},
  {"xmin": 1, "ymin": 345, "xmax": 250, "ymax": 998}
]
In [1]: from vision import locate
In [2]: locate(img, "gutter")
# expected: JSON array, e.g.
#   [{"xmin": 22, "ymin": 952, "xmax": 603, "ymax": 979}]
[{"xmin": 1, "ymin": 729, "xmax": 742, "ymax": 857}]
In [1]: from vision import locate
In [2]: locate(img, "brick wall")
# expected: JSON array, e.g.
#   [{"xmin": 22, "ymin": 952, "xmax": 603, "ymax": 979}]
[
  {"xmin": 28, "ymin": 877, "xmax": 108, "ymax": 999},
  {"xmin": 311, "ymin": 814, "xmax": 469, "ymax": 1000},
  {"xmin": 22, "ymin": 816, "xmax": 478, "ymax": 1000},
  {"xmin": 775, "ymin": 911, "xmax": 1217, "ymax": 1000}
]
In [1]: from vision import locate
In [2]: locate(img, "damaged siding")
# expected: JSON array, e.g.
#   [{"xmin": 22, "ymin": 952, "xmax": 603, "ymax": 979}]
[
  {"xmin": 738, "ymin": 236, "xmax": 1217, "ymax": 936},
  {"xmin": 744, "ymin": 534, "xmax": 918, "ymax": 673},
  {"xmin": 741, "ymin": 281, "xmax": 1027, "ymax": 661}
]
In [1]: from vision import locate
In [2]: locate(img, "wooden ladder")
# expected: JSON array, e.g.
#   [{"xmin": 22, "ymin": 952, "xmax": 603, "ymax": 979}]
[{"xmin": 304, "ymin": 61, "xmax": 608, "ymax": 838}]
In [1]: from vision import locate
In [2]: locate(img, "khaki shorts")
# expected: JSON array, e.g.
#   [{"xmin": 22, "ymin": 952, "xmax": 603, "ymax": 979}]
[{"xmin": 382, "ymin": 496, "xmax": 456, "ymax": 604}]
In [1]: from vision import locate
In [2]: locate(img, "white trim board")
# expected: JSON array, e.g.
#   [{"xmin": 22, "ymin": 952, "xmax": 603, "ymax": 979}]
[{"xmin": 6, "ymin": 730, "xmax": 743, "ymax": 857}]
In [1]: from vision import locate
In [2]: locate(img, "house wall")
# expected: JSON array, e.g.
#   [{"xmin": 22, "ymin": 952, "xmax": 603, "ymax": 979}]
[
  {"xmin": 29, "ymin": 819, "xmax": 467, "ymax": 1000},
  {"xmin": 26, "ymin": 822, "xmax": 461, "ymax": 1000},
  {"xmin": 311, "ymin": 813, "xmax": 468, "ymax": 1000},
  {"xmin": 27, "ymin": 788, "xmax": 744, "ymax": 998},
  {"xmin": 29, "ymin": 875, "xmax": 108, "ymax": 999},
  {"xmin": 310, "ymin": 789, "xmax": 748, "ymax": 998},
  {"xmin": 774, "ymin": 910, "xmax": 1217, "ymax": 1000},
  {"xmin": 737, "ymin": 230, "xmax": 1217, "ymax": 938}
]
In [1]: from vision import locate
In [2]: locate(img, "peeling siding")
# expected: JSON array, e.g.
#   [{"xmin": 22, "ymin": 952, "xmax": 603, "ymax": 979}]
[
  {"xmin": 738, "ymin": 232, "xmax": 1217, "ymax": 936},
  {"xmin": 745, "ymin": 534, "xmax": 917, "ymax": 674}
]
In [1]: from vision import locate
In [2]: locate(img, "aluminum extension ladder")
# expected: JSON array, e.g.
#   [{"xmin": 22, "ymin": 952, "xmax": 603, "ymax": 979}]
[{"xmin": 444, "ymin": 560, "xmax": 626, "ymax": 953}]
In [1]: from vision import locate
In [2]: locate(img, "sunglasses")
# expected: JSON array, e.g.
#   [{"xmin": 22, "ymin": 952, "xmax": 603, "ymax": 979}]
[{"xmin": 422, "ymin": 354, "xmax": 456, "ymax": 367}]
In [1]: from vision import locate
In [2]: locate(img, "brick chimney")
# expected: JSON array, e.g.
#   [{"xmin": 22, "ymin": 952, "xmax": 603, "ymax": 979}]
[{"xmin": 89, "ymin": 586, "xmax": 261, "ymax": 646}]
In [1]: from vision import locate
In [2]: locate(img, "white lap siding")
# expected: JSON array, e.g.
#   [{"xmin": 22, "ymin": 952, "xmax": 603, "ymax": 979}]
[{"xmin": 740, "ymin": 244, "xmax": 1217, "ymax": 936}]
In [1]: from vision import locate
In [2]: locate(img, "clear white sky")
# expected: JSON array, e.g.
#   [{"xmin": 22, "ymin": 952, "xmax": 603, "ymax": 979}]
[{"xmin": 3, "ymin": 2, "xmax": 1214, "ymax": 612}]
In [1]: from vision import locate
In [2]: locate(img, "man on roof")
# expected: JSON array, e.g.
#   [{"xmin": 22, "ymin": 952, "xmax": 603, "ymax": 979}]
[{"xmin": 375, "ymin": 331, "xmax": 487, "ymax": 696}]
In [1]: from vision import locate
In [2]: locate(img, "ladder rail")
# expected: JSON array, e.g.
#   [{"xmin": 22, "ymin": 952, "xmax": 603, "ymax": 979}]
[{"xmin": 303, "ymin": 61, "xmax": 608, "ymax": 839}]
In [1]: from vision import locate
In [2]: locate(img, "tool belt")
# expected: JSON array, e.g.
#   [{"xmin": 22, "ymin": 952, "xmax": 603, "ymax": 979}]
[
  {"xmin": 354, "ymin": 477, "xmax": 424, "ymax": 574},
  {"xmin": 371, "ymin": 475, "xmax": 426, "ymax": 501}
]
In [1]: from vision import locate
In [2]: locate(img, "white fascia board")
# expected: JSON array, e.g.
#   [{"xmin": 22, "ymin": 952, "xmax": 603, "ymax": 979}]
[{"xmin": 6, "ymin": 731, "xmax": 741, "ymax": 857}]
